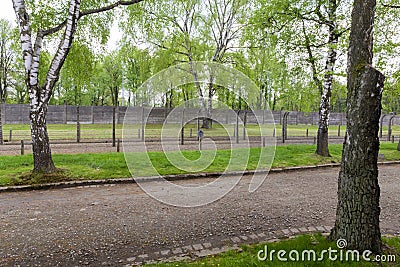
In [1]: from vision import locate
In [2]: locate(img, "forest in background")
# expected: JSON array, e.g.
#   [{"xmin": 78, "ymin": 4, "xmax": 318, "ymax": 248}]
[{"xmin": 0, "ymin": 0, "xmax": 399, "ymax": 113}]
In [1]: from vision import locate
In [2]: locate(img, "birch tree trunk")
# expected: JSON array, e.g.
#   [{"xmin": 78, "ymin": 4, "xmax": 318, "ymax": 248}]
[
  {"xmin": 30, "ymin": 102, "xmax": 56, "ymax": 172},
  {"xmin": 330, "ymin": 0, "xmax": 384, "ymax": 253},
  {"xmin": 13, "ymin": 0, "xmax": 80, "ymax": 173},
  {"xmin": 207, "ymin": 74, "xmax": 215, "ymax": 128},
  {"xmin": 316, "ymin": 0, "xmax": 338, "ymax": 157}
]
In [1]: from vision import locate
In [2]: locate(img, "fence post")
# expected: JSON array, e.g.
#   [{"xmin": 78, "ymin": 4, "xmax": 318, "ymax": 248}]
[
  {"xmin": 306, "ymin": 128, "xmax": 309, "ymax": 138},
  {"xmin": 21, "ymin": 140, "xmax": 24, "ymax": 155},
  {"xmin": 190, "ymin": 128, "xmax": 193, "ymax": 138},
  {"xmin": 282, "ymin": 112, "xmax": 289, "ymax": 143},
  {"xmin": 379, "ymin": 114, "xmax": 386, "ymax": 139},
  {"xmin": 64, "ymin": 100, "xmax": 67, "ymax": 124},
  {"xmin": 388, "ymin": 115, "xmax": 395, "ymax": 142},
  {"xmin": 117, "ymin": 139, "xmax": 120, "ymax": 152},
  {"xmin": 282, "ymin": 116, "xmax": 285, "ymax": 143},
  {"xmin": 91, "ymin": 105, "xmax": 94, "ymax": 124},
  {"xmin": 180, "ymin": 108, "xmax": 185, "ymax": 145},
  {"xmin": 76, "ymin": 106, "xmax": 80, "ymax": 143},
  {"xmin": 112, "ymin": 106, "xmax": 116, "ymax": 147},
  {"xmin": 338, "ymin": 124, "xmax": 341, "ymax": 137},
  {"xmin": 9, "ymin": 129, "xmax": 12, "ymax": 142},
  {"xmin": 197, "ymin": 110, "xmax": 200, "ymax": 141},
  {"xmin": 236, "ymin": 110, "xmax": 239, "ymax": 144},
  {"xmin": 243, "ymin": 110, "xmax": 247, "ymax": 140},
  {"xmin": 141, "ymin": 106, "xmax": 145, "ymax": 142}
]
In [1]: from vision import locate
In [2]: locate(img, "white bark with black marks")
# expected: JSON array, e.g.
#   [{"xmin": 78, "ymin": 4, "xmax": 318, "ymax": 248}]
[
  {"xmin": 12, "ymin": 0, "xmax": 144, "ymax": 173},
  {"xmin": 316, "ymin": 0, "xmax": 339, "ymax": 157}
]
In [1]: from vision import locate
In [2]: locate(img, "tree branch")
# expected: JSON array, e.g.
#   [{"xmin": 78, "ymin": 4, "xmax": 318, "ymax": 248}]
[
  {"xmin": 301, "ymin": 19, "xmax": 323, "ymax": 94},
  {"xmin": 42, "ymin": 0, "xmax": 145, "ymax": 37},
  {"xmin": 148, "ymin": 40, "xmax": 190, "ymax": 57},
  {"xmin": 79, "ymin": 0, "xmax": 145, "ymax": 17},
  {"xmin": 42, "ymin": 0, "xmax": 81, "ymax": 105},
  {"xmin": 382, "ymin": 3, "xmax": 400, "ymax": 8}
]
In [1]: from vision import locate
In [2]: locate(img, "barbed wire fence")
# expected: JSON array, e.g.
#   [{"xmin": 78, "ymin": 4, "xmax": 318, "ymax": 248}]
[{"xmin": 0, "ymin": 104, "xmax": 399, "ymax": 154}]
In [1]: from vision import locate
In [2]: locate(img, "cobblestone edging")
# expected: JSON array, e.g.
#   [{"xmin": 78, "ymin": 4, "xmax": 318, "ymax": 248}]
[
  {"xmin": 1, "ymin": 161, "xmax": 400, "ymax": 193},
  {"xmin": 124, "ymin": 226, "xmax": 400, "ymax": 266},
  {"xmin": 122, "ymin": 225, "xmax": 333, "ymax": 266}
]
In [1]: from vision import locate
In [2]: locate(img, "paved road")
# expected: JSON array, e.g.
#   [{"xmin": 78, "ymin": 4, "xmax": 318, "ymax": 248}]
[{"xmin": 0, "ymin": 165, "xmax": 399, "ymax": 266}]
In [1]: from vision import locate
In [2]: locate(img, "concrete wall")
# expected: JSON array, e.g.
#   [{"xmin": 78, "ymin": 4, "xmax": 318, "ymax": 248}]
[{"xmin": 1, "ymin": 103, "xmax": 398, "ymax": 126}]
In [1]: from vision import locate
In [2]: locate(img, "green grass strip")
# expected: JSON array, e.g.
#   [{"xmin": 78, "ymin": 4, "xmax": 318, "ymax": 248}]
[
  {"xmin": 145, "ymin": 234, "xmax": 400, "ymax": 266},
  {"xmin": 0, "ymin": 143, "xmax": 399, "ymax": 186}
]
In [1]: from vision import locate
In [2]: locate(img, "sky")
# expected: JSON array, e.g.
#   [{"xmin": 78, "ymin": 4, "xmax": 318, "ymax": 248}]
[{"xmin": 0, "ymin": 1, "xmax": 16, "ymax": 24}]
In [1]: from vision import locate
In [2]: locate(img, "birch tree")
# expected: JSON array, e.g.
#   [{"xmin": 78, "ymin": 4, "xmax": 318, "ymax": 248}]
[
  {"xmin": 126, "ymin": 0, "xmax": 215, "ymax": 126},
  {"xmin": 203, "ymin": 0, "xmax": 246, "ymax": 127},
  {"xmin": 12, "ymin": 0, "xmax": 144, "ymax": 173},
  {"xmin": 252, "ymin": 0, "xmax": 350, "ymax": 156},
  {"xmin": 298, "ymin": 0, "xmax": 346, "ymax": 157},
  {"xmin": 288, "ymin": 1, "xmax": 348, "ymax": 157}
]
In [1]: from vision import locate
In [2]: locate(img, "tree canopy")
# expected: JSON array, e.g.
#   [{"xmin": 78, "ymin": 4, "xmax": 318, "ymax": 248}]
[{"xmin": 1, "ymin": 0, "xmax": 398, "ymax": 114}]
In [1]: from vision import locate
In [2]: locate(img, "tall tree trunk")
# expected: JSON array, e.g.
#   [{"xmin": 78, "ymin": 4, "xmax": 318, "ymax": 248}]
[
  {"xmin": 316, "ymin": 0, "xmax": 338, "ymax": 157},
  {"xmin": 316, "ymin": 34, "xmax": 337, "ymax": 157},
  {"xmin": 187, "ymin": 59, "xmax": 209, "ymax": 128},
  {"xmin": 330, "ymin": 0, "xmax": 384, "ymax": 254},
  {"xmin": 206, "ymin": 73, "xmax": 215, "ymax": 129},
  {"xmin": 30, "ymin": 100, "xmax": 56, "ymax": 173}
]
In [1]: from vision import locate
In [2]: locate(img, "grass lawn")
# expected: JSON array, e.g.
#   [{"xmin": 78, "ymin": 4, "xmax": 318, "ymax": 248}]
[
  {"xmin": 145, "ymin": 234, "xmax": 400, "ymax": 266},
  {"xmin": 2, "ymin": 123, "xmax": 399, "ymax": 141},
  {"xmin": 0, "ymin": 143, "xmax": 399, "ymax": 186},
  {"xmin": 2, "ymin": 124, "xmax": 123, "ymax": 141}
]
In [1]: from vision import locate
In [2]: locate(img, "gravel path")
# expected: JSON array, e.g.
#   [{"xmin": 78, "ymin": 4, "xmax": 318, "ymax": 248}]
[{"xmin": 0, "ymin": 165, "xmax": 399, "ymax": 266}]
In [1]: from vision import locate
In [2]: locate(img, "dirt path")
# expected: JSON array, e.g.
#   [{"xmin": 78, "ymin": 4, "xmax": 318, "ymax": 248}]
[{"xmin": 0, "ymin": 165, "xmax": 399, "ymax": 266}]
